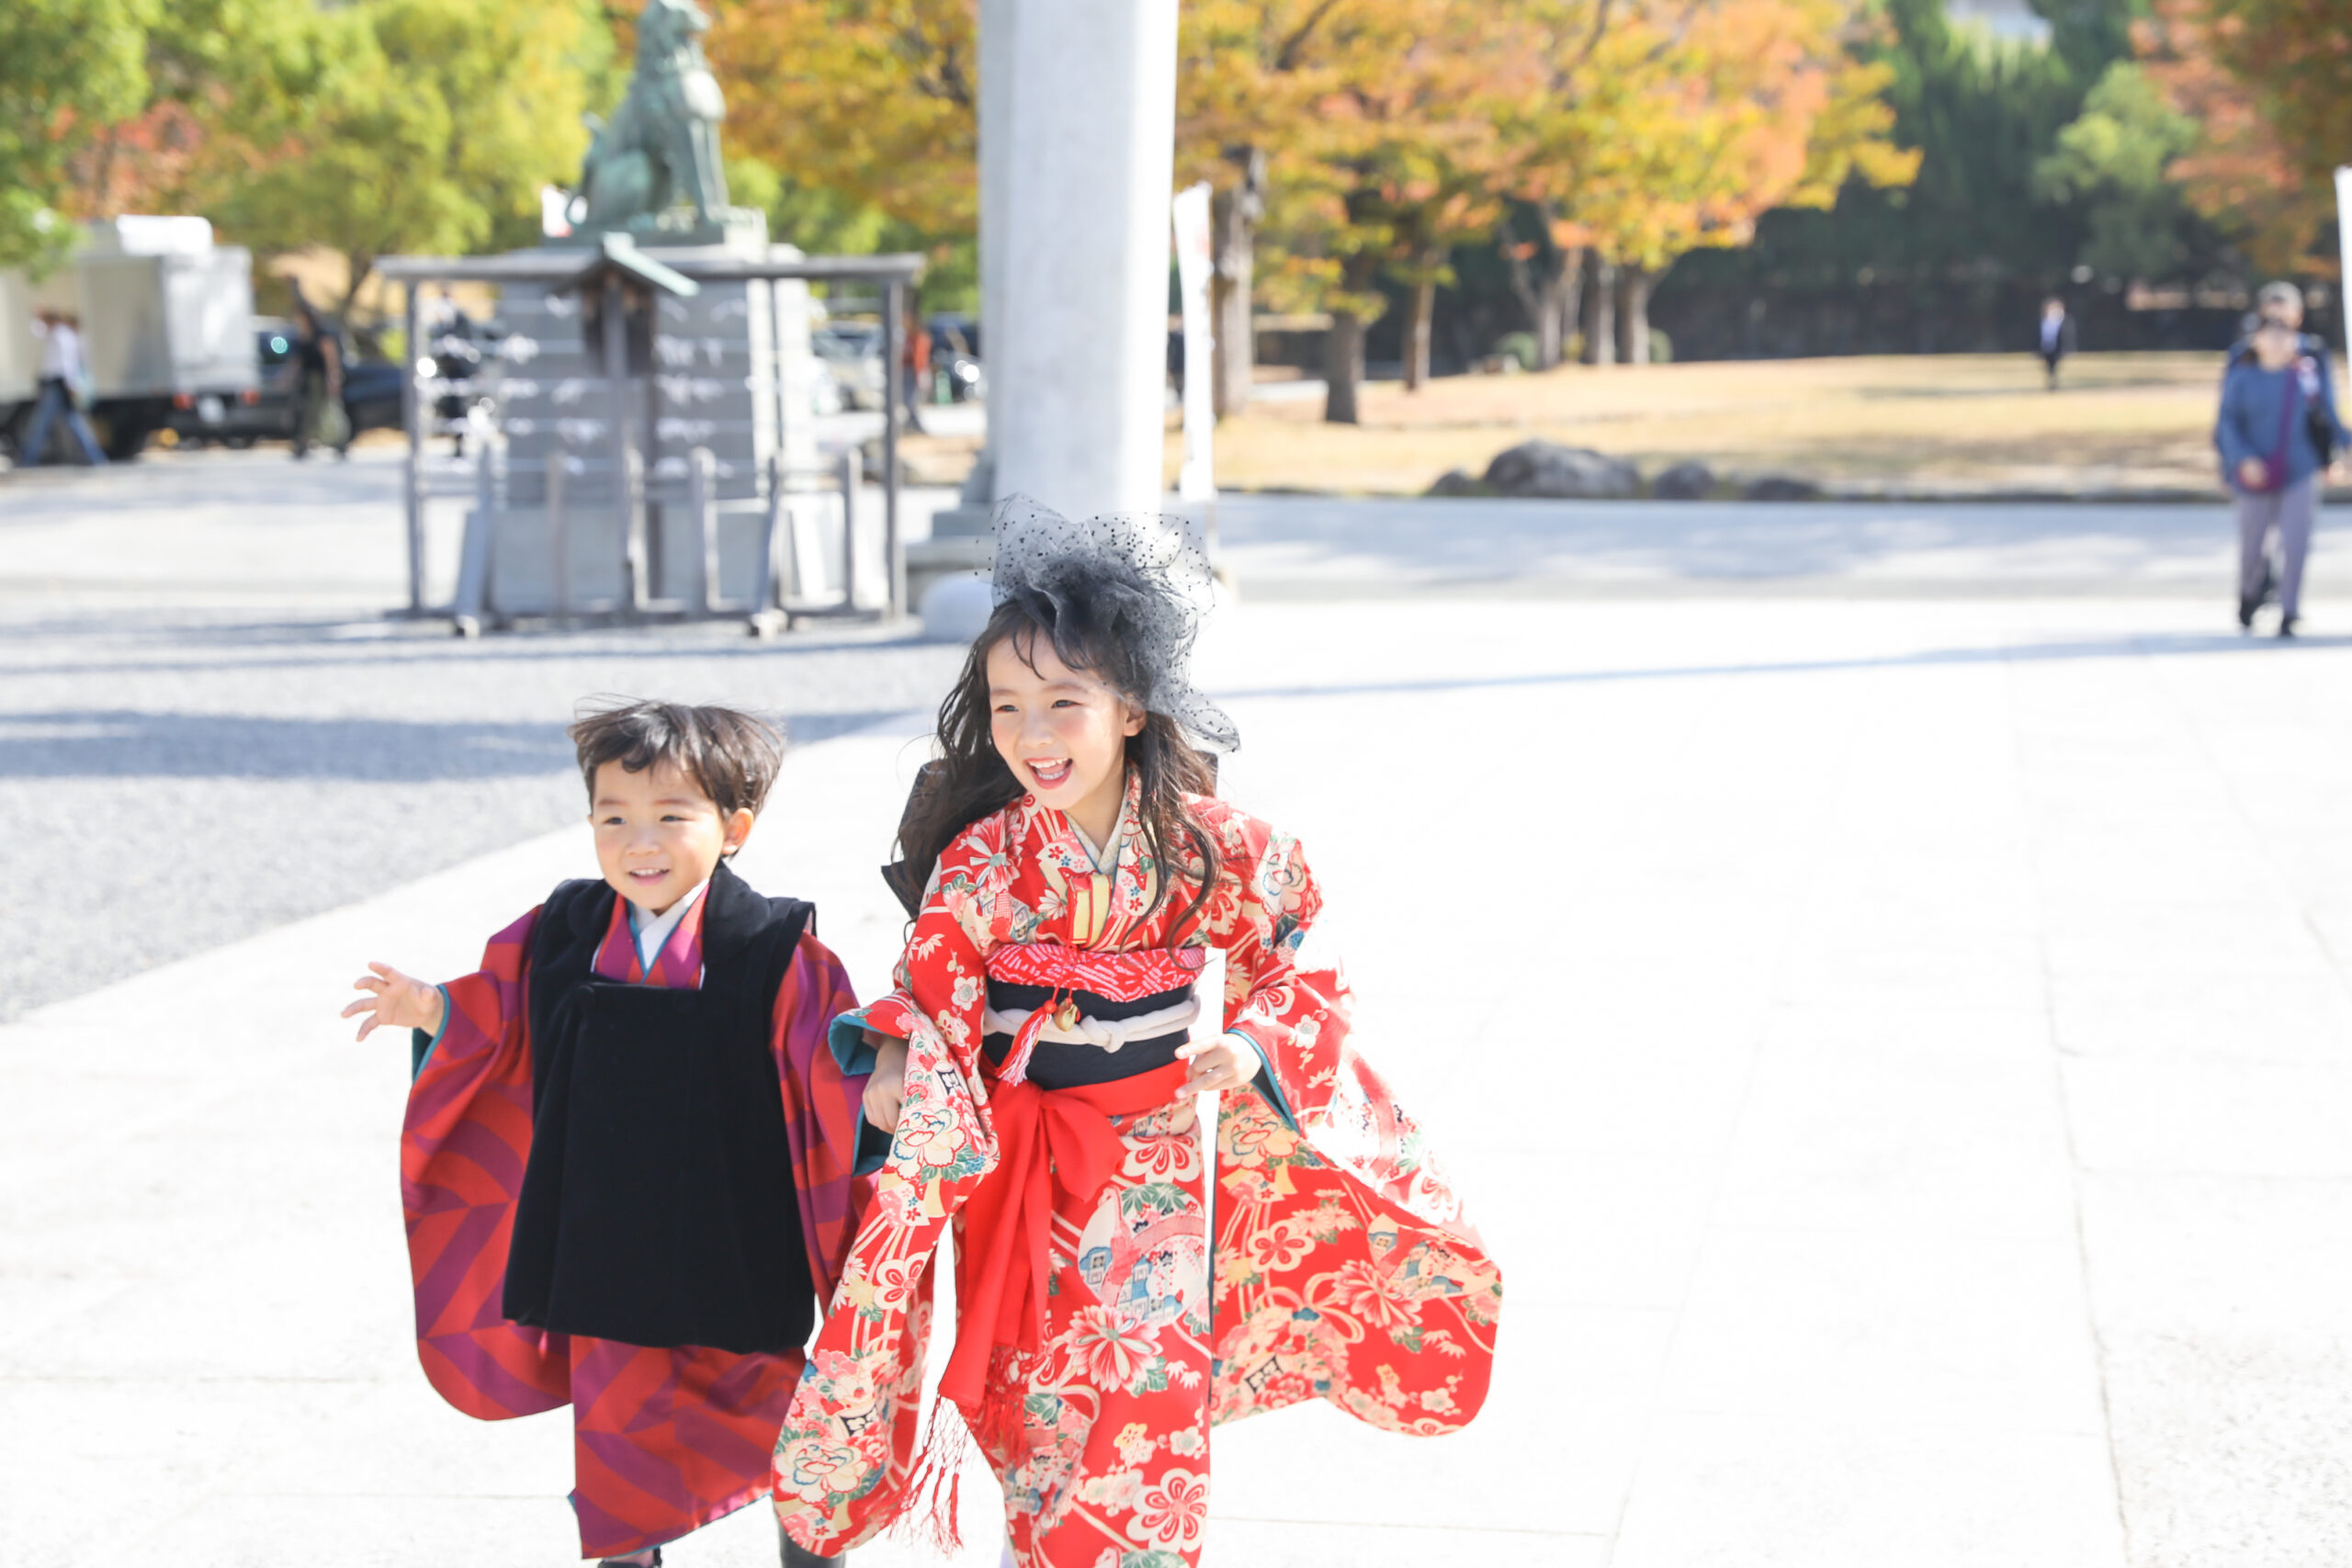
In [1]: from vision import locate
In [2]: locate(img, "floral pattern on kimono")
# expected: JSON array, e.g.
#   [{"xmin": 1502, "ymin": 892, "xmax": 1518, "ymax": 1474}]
[{"xmin": 771, "ymin": 773, "xmax": 1503, "ymax": 1562}]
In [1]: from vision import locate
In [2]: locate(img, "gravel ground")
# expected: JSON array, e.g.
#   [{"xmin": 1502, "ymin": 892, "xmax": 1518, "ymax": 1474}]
[
  {"xmin": 0, "ymin": 450, "xmax": 966, "ymax": 1021},
  {"xmin": 0, "ymin": 607, "xmax": 960, "ymax": 1021}
]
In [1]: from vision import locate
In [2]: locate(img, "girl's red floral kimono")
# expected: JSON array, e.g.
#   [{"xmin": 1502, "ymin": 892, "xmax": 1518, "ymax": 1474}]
[
  {"xmin": 401, "ymin": 863, "xmax": 869, "ymax": 1560},
  {"xmin": 771, "ymin": 774, "xmax": 1503, "ymax": 1566}
]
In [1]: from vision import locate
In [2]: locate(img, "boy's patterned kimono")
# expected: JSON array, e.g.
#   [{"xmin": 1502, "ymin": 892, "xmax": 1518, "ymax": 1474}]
[
  {"xmin": 773, "ymin": 774, "xmax": 1503, "ymax": 1566},
  {"xmin": 401, "ymin": 882, "xmax": 866, "ymax": 1559}
]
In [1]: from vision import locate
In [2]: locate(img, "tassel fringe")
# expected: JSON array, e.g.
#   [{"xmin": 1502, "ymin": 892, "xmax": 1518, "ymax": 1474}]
[{"xmin": 892, "ymin": 1393, "xmax": 971, "ymax": 1555}]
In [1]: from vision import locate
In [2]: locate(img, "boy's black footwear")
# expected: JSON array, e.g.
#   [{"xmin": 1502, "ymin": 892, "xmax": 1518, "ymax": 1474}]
[
  {"xmin": 2279, "ymin": 615, "xmax": 2301, "ymax": 639},
  {"xmin": 2239, "ymin": 595, "xmax": 2258, "ymax": 630}
]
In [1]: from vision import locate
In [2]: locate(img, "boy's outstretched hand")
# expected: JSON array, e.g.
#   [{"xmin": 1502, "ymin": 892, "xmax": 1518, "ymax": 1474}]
[
  {"xmin": 863, "ymin": 1033, "xmax": 909, "ymax": 1133},
  {"xmin": 344, "ymin": 962, "xmax": 445, "ymax": 1043}
]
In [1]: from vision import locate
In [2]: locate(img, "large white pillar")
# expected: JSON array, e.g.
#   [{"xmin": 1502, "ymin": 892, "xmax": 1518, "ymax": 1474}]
[{"xmin": 990, "ymin": 0, "xmax": 1178, "ymax": 518}]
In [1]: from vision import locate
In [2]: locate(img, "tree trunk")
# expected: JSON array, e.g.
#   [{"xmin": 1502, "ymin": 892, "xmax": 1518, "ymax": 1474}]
[
  {"xmin": 1323, "ymin": 309, "xmax": 1365, "ymax": 424},
  {"xmin": 1621, "ymin": 266, "xmax": 1652, "ymax": 364},
  {"xmin": 1403, "ymin": 274, "xmax": 1435, "ymax": 390},
  {"xmin": 1585, "ymin": 252, "xmax": 1616, "ymax": 366},
  {"xmin": 1501, "ymin": 207, "xmax": 1583, "ymax": 370},
  {"xmin": 1543, "ymin": 248, "xmax": 1584, "ymax": 369},
  {"xmin": 1209, "ymin": 148, "xmax": 1266, "ymax": 421}
]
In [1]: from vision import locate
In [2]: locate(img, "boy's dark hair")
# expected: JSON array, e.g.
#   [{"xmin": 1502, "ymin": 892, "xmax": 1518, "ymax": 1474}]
[{"xmin": 568, "ymin": 700, "xmax": 785, "ymax": 818}]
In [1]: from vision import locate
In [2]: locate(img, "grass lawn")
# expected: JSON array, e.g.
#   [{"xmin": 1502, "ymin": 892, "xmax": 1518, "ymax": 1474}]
[{"xmin": 1168, "ymin": 352, "xmax": 2257, "ymax": 497}]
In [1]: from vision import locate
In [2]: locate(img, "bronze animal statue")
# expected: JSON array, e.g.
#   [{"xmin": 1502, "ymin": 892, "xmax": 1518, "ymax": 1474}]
[{"xmin": 576, "ymin": 0, "xmax": 730, "ymax": 230}]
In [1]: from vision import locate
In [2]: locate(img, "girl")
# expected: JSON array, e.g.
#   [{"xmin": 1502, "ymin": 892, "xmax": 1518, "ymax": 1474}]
[{"xmin": 773, "ymin": 499, "xmax": 1502, "ymax": 1566}]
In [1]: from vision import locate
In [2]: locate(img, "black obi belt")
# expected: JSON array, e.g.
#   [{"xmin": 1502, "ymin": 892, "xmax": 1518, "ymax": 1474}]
[{"xmin": 982, "ymin": 977, "xmax": 1198, "ymax": 1089}]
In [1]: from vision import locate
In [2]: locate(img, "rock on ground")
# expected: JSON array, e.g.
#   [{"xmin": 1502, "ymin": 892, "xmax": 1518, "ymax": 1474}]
[
  {"xmin": 1652, "ymin": 459, "xmax": 1717, "ymax": 501},
  {"xmin": 1482, "ymin": 439, "xmax": 1639, "ymax": 500}
]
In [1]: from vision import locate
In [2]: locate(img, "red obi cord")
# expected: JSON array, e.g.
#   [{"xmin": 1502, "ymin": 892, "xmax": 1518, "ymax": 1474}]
[
  {"xmin": 983, "ymin": 942, "xmax": 1204, "ymax": 1087},
  {"xmin": 940, "ymin": 1057, "xmax": 1190, "ymax": 1452}
]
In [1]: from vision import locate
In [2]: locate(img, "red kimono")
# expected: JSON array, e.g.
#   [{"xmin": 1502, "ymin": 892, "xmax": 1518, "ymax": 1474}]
[
  {"xmin": 401, "ymin": 880, "xmax": 866, "ymax": 1559},
  {"xmin": 771, "ymin": 774, "xmax": 1503, "ymax": 1566}
]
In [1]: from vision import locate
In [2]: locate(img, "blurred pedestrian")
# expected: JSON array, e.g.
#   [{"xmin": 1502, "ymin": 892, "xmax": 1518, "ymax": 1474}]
[
  {"xmin": 899, "ymin": 304, "xmax": 929, "ymax": 434},
  {"xmin": 2038, "ymin": 297, "xmax": 2075, "ymax": 390},
  {"xmin": 2216, "ymin": 281, "xmax": 2348, "ymax": 637},
  {"xmin": 20, "ymin": 308, "xmax": 107, "ymax": 467},
  {"xmin": 288, "ymin": 286, "xmax": 350, "ymax": 461}
]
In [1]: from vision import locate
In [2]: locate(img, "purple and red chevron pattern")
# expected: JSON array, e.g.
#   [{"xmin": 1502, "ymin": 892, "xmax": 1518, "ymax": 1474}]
[{"xmin": 400, "ymin": 900, "xmax": 868, "ymax": 1559}]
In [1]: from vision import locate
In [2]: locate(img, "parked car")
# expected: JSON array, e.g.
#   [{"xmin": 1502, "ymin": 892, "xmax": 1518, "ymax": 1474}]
[
  {"xmin": 811, "ymin": 321, "xmax": 886, "ymax": 411},
  {"xmin": 927, "ymin": 314, "xmax": 985, "ymax": 403},
  {"xmin": 172, "ymin": 321, "xmax": 406, "ymax": 450}
]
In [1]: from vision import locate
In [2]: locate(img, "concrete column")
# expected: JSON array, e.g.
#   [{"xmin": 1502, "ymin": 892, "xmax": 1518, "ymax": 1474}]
[
  {"xmin": 991, "ymin": 0, "xmax": 1178, "ymax": 518},
  {"xmin": 978, "ymin": 0, "xmax": 1016, "ymax": 450}
]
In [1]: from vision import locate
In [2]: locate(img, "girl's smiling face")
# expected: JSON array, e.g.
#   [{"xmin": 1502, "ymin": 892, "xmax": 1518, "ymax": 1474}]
[{"xmin": 987, "ymin": 630, "xmax": 1145, "ymax": 840}]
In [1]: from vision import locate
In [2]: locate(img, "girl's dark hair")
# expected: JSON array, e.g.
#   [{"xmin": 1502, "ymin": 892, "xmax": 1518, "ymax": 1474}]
[{"xmin": 897, "ymin": 597, "xmax": 1220, "ymax": 933}]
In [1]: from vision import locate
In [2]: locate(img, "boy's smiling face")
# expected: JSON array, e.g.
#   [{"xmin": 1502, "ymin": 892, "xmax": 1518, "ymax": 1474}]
[{"xmin": 589, "ymin": 760, "xmax": 753, "ymax": 915}]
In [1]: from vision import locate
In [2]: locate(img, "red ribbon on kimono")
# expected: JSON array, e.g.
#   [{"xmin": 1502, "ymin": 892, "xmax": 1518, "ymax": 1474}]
[{"xmin": 939, "ymin": 1059, "xmax": 1192, "ymax": 1450}]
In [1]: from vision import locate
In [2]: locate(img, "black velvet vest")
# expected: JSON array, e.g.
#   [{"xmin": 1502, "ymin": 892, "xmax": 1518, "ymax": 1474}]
[{"xmin": 503, "ymin": 861, "xmax": 818, "ymax": 1356}]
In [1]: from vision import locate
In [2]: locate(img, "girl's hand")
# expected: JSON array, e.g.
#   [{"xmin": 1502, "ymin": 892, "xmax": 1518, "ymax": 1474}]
[
  {"xmin": 2239, "ymin": 456, "xmax": 2269, "ymax": 490},
  {"xmin": 1177, "ymin": 1032, "xmax": 1261, "ymax": 1099},
  {"xmin": 342, "ymin": 962, "xmax": 445, "ymax": 1043},
  {"xmin": 863, "ymin": 1037, "xmax": 909, "ymax": 1132}
]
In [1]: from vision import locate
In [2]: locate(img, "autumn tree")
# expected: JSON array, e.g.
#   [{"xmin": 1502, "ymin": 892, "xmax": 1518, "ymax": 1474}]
[
  {"xmin": 0, "ymin": 0, "xmax": 157, "ymax": 272},
  {"xmin": 55, "ymin": 0, "xmax": 322, "ymax": 226},
  {"xmin": 1251, "ymin": 0, "xmax": 1536, "ymax": 420},
  {"xmin": 1501, "ymin": 0, "xmax": 1915, "ymax": 368},
  {"xmin": 2135, "ymin": 0, "xmax": 2340, "ymax": 277},
  {"xmin": 1176, "ymin": 0, "xmax": 1351, "ymax": 417},
  {"xmin": 714, "ymin": 0, "xmax": 978, "ymax": 269}
]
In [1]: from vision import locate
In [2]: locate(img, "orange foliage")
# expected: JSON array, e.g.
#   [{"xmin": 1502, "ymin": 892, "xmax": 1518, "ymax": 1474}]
[
  {"xmin": 2136, "ymin": 0, "xmax": 2337, "ymax": 276},
  {"xmin": 711, "ymin": 0, "xmax": 978, "ymax": 232}
]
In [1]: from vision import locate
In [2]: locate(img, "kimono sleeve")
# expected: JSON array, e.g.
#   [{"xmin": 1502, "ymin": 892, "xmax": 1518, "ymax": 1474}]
[
  {"xmin": 1214, "ymin": 822, "xmax": 1343, "ymax": 1131},
  {"xmin": 768, "ymin": 932, "xmax": 870, "ymax": 1300},
  {"xmin": 401, "ymin": 907, "xmax": 571, "ymax": 1420}
]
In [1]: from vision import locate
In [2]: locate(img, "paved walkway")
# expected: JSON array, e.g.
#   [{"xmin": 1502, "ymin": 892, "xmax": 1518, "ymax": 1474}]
[
  {"xmin": 10, "ymin": 453, "xmax": 2352, "ymax": 1562},
  {"xmin": 13, "ymin": 588, "xmax": 2352, "ymax": 1564}
]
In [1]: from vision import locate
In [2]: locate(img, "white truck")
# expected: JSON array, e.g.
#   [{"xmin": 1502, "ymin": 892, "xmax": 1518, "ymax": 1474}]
[{"xmin": 1, "ymin": 216, "xmax": 261, "ymax": 461}]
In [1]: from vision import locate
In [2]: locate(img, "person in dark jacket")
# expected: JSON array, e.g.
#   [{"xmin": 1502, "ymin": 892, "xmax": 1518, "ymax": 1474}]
[
  {"xmin": 2037, "ymin": 297, "xmax": 2075, "ymax": 389},
  {"xmin": 2216, "ymin": 282, "xmax": 2349, "ymax": 637}
]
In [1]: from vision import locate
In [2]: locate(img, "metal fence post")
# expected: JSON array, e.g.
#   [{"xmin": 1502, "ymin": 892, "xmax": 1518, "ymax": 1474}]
[
  {"xmin": 402, "ymin": 283, "xmax": 425, "ymax": 614},
  {"xmin": 546, "ymin": 457, "xmax": 570, "ymax": 621},
  {"xmin": 838, "ymin": 445, "xmax": 861, "ymax": 612},
  {"xmin": 882, "ymin": 276, "xmax": 905, "ymax": 619},
  {"xmin": 690, "ymin": 446, "xmax": 718, "ymax": 615}
]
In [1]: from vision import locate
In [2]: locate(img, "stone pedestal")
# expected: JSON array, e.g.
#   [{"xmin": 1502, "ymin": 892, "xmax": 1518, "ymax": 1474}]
[{"xmin": 471, "ymin": 221, "xmax": 832, "ymax": 616}]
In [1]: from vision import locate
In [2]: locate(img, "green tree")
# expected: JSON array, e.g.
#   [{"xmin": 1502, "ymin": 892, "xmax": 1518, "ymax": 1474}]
[
  {"xmin": 0, "ymin": 0, "xmax": 154, "ymax": 272},
  {"xmin": 2032, "ymin": 61, "xmax": 2215, "ymax": 283},
  {"xmin": 215, "ymin": 0, "xmax": 613, "ymax": 314}
]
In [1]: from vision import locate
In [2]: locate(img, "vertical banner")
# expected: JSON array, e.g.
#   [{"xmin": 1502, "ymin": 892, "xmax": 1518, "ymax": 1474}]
[
  {"xmin": 2336, "ymin": 167, "xmax": 2352, "ymax": 372},
  {"xmin": 1171, "ymin": 181, "xmax": 1217, "ymax": 505}
]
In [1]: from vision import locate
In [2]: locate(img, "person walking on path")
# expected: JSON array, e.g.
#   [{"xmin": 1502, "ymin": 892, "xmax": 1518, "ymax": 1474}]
[
  {"xmin": 288, "ymin": 287, "xmax": 349, "ymax": 461},
  {"xmin": 19, "ymin": 308, "xmax": 107, "ymax": 467},
  {"xmin": 899, "ymin": 305, "xmax": 930, "ymax": 434},
  {"xmin": 2038, "ymin": 297, "xmax": 2075, "ymax": 390},
  {"xmin": 2217, "ymin": 281, "xmax": 2349, "ymax": 637}
]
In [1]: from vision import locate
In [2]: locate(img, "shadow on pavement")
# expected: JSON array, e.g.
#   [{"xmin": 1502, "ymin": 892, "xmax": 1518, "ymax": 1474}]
[
  {"xmin": 0, "ymin": 708, "xmax": 903, "ymax": 781},
  {"xmin": 1217, "ymin": 630, "xmax": 2352, "ymax": 704}
]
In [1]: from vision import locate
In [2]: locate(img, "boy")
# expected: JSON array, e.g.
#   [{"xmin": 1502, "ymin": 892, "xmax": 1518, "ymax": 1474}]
[{"xmin": 345, "ymin": 701, "xmax": 866, "ymax": 1566}]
